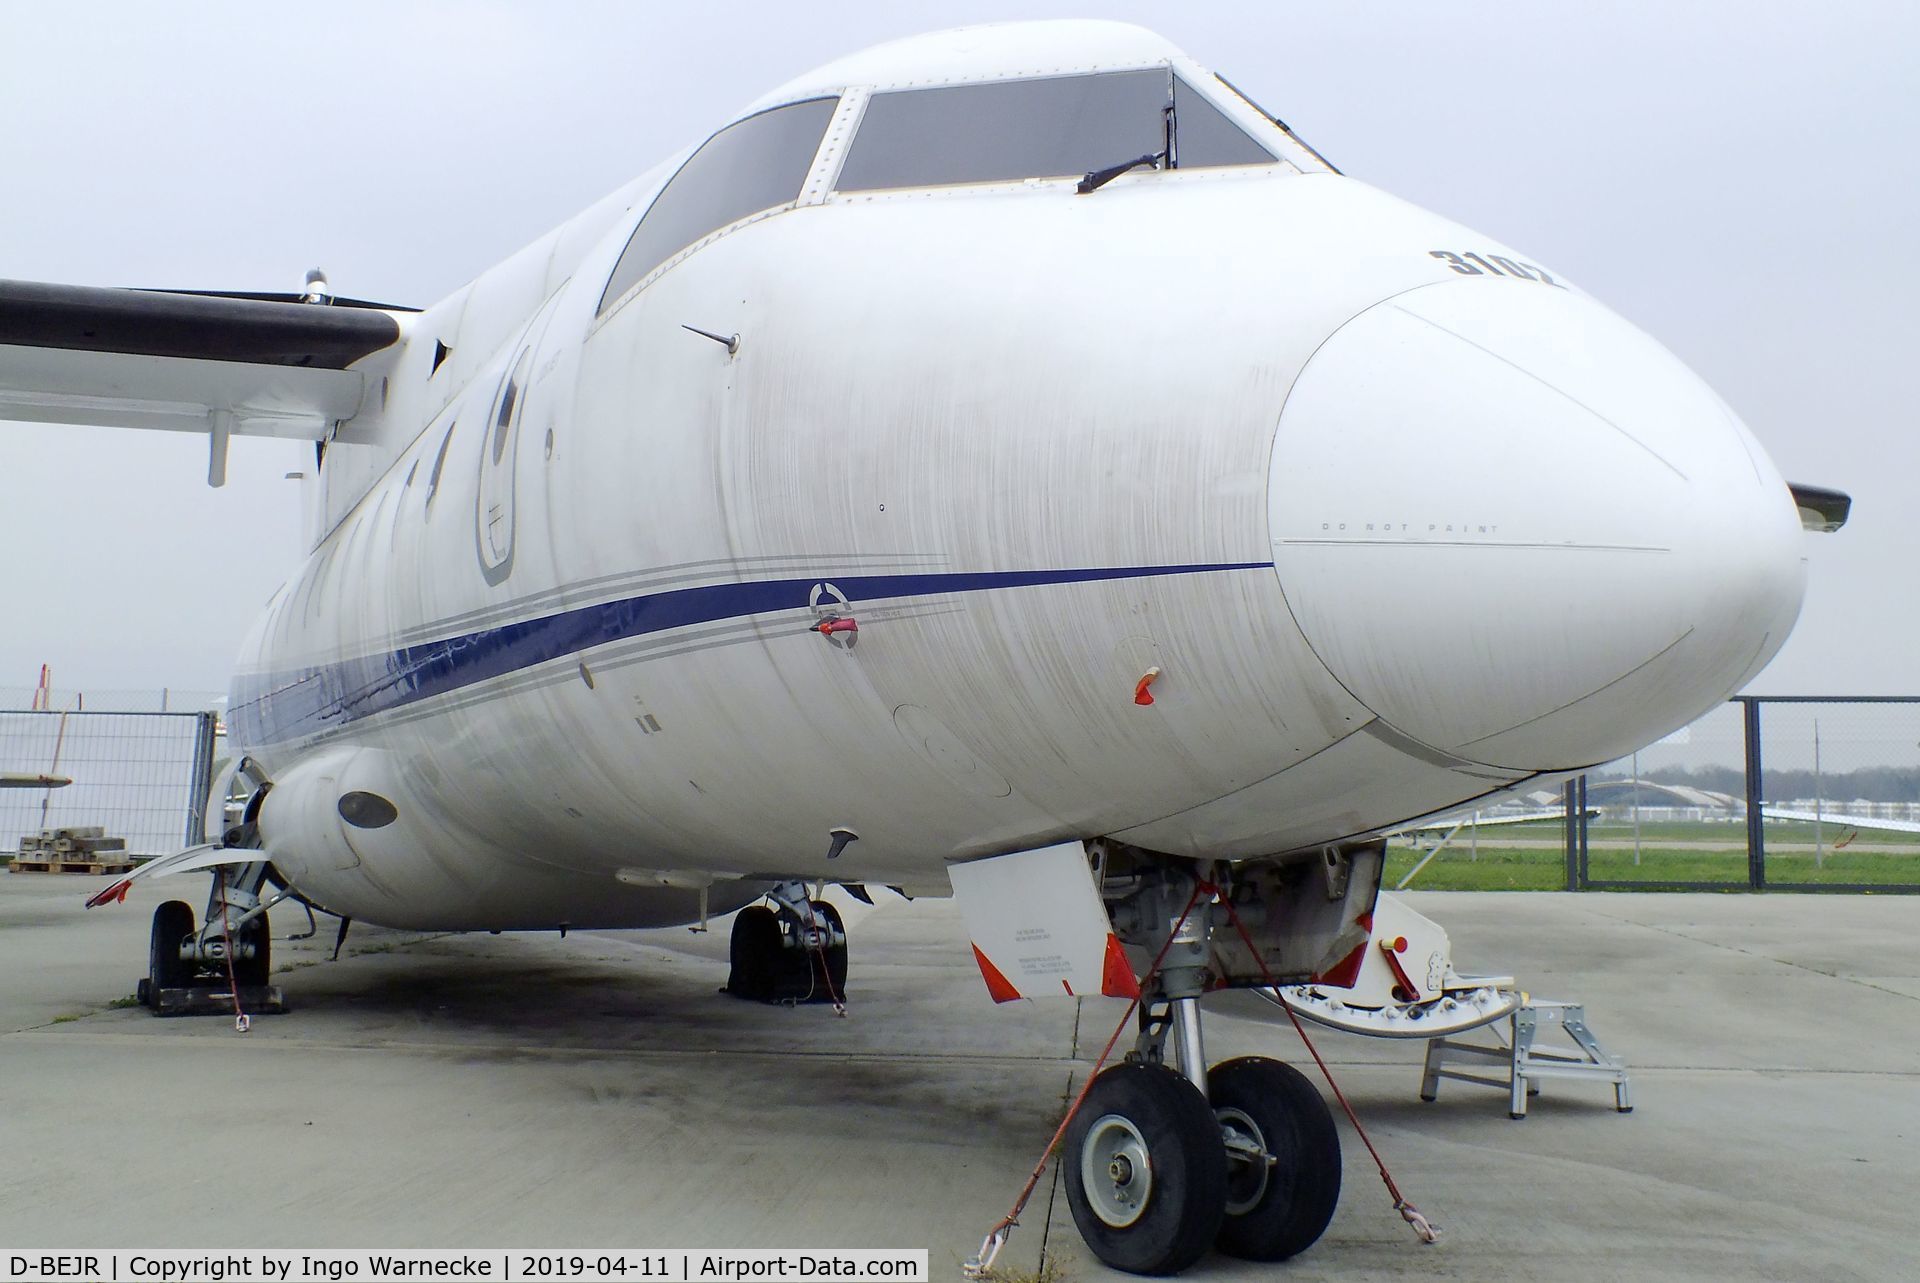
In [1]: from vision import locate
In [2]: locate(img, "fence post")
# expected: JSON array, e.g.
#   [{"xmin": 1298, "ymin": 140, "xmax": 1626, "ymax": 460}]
[
  {"xmin": 1578, "ymin": 774, "xmax": 1590, "ymax": 887},
  {"xmin": 1742, "ymin": 697, "xmax": 1766, "ymax": 890},
  {"xmin": 184, "ymin": 710, "xmax": 218, "ymax": 847},
  {"xmin": 1564, "ymin": 778, "xmax": 1581, "ymax": 891}
]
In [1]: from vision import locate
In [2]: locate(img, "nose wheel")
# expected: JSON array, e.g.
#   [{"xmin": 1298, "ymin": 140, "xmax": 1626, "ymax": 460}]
[
  {"xmin": 1062, "ymin": 1057, "xmax": 1341, "ymax": 1275},
  {"xmin": 1065, "ymin": 1063, "xmax": 1226, "ymax": 1275},
  {"xmin": 1209, "ymin": 1057, "xmax": 1341, "ymax": 1260}
]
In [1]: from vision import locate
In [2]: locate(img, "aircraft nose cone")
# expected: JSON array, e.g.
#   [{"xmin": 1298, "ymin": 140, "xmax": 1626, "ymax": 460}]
[{"xmin": 1268, "ymin": 279, "xmax": 1806, "ymax": 771}]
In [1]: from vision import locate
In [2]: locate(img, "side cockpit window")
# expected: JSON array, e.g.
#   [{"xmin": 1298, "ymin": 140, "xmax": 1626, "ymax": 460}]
[
  {"xmin": 836, "ymin": 70, "xmax": 1274, "ymax": 192},
  {"xmin": 1170, "ymin": 76, "xmax": 1276, "ymax": 168},
  {"xmin": 599, "ymin": 97, "xmax": 839, "ymax": 313}
]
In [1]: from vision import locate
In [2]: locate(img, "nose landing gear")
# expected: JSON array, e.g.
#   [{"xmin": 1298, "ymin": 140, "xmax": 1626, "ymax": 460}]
[{"xmin": 1062, "ymin": 872, "xmax": 1343, "ymax": 1275}]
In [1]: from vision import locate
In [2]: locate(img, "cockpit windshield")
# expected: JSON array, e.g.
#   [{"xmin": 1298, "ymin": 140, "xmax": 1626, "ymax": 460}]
[
  {"xmin": 836, "ymin": 69, "xmax": 1274, "ymax": 193},
  {"xmin": 599, "ymin": 96, "xmax": 839, "ymax": 313}
]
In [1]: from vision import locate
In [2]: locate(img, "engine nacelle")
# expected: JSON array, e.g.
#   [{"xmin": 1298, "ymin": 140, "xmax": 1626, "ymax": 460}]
[
  {"xmin": 257, "ymin": 746, "xmax": 407, "ymax": 888},
  {"xmin": 255, "ymin": 745, "xmax": 764, "ymax": 930},
  {"xmin": 255, "ymin": 744, "xmax": 500, "ymax": 927}
]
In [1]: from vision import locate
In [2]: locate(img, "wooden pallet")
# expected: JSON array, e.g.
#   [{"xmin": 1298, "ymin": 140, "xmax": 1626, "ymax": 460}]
[{"xmin": 8, "ymin": 858, "xmax": 135, "ymax": 875}]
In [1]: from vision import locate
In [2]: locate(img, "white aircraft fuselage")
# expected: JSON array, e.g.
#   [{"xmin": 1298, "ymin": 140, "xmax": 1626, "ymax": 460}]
[{"xmin": 215, "ymin": 23, "xmax": 1805, "ymax": 929}]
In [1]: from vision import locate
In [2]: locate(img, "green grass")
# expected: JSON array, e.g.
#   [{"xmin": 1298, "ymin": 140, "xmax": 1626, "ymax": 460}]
[
  {"xmin": 977, "ymin": 1259, "xmax": 1067, "ymax": 1283},
  {"xmin": 1597, "ymin": 820, "xmax": 1920, "ymax": 847},
  {"xmin": 1387, "ymin": 843, "xmax": 1920, "ymax": 890},
  {"xmin": 1409, "ymin": 818, "xmax": 1920, "ymax": 845},
  {"xmin": 1384, "ymin": 814, "xmax": 1920, "ymax": 890}
]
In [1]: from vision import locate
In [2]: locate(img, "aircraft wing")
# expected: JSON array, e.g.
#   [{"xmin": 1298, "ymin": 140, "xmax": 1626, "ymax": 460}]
[
  {"xmin": 1762, "ymin": 807, "xmax": 1920, "ymax": 835},
  {"xmin": 0, "ymin": 279, "xmax": 407, "ymax": 467},
  {"xmin": 1393, "ymin": 808, "xmax": 1581, "ymax": 834},
  {"xmin": 0, "ymin": 772, "xmax": 70, "ymax": 788},
  {"xmin": 1787, "ymin": 483, "xmax": 1851, "ymax": 533}
]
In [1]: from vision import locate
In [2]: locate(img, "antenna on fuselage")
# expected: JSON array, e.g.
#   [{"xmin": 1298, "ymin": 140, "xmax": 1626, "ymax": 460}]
[{"xmin": 681, "ymin": 324, "xmax": 740, "ymax": 356}]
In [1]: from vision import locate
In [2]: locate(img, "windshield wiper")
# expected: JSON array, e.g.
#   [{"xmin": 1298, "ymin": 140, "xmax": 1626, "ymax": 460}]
[{"xmin": 1076, "ymin": 150, "xmax": 1164, "ymax": 194}]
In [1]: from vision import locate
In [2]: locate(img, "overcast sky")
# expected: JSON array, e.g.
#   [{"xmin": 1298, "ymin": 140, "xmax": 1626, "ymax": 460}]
[{"xmin": 1, "ymin": 1, "xmax": 1913, "ymax": 700}]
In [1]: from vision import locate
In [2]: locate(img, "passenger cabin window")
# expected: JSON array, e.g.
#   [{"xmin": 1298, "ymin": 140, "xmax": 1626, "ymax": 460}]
[
  {"xmin": 491, "ymin": 350, "xmax": 531, "ymax": 465},
  {"xmin": 599, "ymin": 97, "xmax": 839, "ymax": 312},
  {"xmin": 836, "ymin": 70, "xmax": 1274, "ymax": 192},
  {"xmin": 424, "ymin": 421, "xmax": 456, "ymax": 513}
]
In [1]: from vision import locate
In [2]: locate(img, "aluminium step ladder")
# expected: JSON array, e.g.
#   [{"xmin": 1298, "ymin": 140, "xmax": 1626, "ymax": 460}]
[{"xmin": 1419, "ymin": 998, "xmax": 1631, "ymax": 1119}]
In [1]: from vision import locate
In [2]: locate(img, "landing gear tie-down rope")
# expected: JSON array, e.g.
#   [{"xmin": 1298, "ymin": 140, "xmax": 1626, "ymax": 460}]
[
  {"xmin": 803, "ymin": 889, "xmax": 847, "ymax": 1018},
  {"xmin": 1217, "ymin": 893, "xmax": 1439, "ymax": 1245},
  {"xmin": 218, "ymin": 882, "xmax": 251, "ymax": 1034},
  {"xmin": 962, "ymin": 883, "xmax": 1207, "ymax": 1278},
  {"xmin": 962, "ymin": 880, "xmax": 1436, "ymax": 1278}
]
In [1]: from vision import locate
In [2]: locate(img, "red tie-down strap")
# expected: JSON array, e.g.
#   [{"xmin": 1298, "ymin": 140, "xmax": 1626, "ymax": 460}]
[{"xmin": 1217, "ymin": 895, "xmax": 1440, "ymax": 1245}]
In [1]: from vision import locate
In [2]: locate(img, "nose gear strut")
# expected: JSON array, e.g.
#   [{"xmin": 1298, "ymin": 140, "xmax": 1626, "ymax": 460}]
[{"xmin": 967, "ymin": 862, "xmax": 1437, "ymax": 1279}]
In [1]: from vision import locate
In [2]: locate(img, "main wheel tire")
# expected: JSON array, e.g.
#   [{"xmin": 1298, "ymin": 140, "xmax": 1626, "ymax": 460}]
[
  {"xmin": 148, "ymin": 900, "xmax": 196, "ymax": 996},
  {"xmin": 1064, "ymin": 1063, "xmax": 1228, "ymax": 1276},
  {"xmin": 725, "ymin": 905, "xmax": 783, "ymax": 1001},
  {"xmin": 1208, "ymin": 1056, "xmax": 1341, "ymax": 1261},
  {"xmin": 807, "ymin": 899, "xmax": 848, "ymax": 999},
  {"xmin": 233, "ymin": 914, "xmax": 272, "ymax": 988}
]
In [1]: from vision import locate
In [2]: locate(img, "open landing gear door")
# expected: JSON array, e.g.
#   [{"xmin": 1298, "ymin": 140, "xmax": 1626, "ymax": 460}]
[
  {"xmin": 948, "ymin": 843, "xmax": 1138, "ymax": 1002},
  {"xmin": 1274, "ymin": 892, "xmax": 1520, "ymax": 1038}
]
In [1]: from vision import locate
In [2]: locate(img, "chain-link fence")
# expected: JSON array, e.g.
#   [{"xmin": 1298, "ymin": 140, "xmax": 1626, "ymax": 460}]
[
  {"xmin": 1740, "ymin": 697, "xmax": 1917, "ymax": 890},
  {"xmin": 1, "ymin": 710, "xmax": 218, "ymax": 862},
  {"xmin": 1581, "ymin": 699, "xmax": 1754, "ymax": 887},
  {"xmin": 1385, "ymin": 697, "xmax": 1920, "ymax": 893},
  {"xmin": 0, "ymin": 686, "xmax": 225, "ymax": 714}
]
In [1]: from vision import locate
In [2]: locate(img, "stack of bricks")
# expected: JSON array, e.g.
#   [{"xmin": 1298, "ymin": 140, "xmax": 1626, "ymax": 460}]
[{"xmin": 8, "ymin": 825, "xmax": 133, "ymax": 875}]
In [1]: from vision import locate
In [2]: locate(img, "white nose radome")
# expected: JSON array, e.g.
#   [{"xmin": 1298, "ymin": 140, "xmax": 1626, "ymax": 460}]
[{"xmin": 1267, "ymin": 278, "xmax": 1805, "ymax": 772}]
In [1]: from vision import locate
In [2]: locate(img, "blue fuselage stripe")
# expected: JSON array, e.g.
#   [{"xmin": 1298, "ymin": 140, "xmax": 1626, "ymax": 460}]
[{"xmin": 226, "ymin": 561, "xmax": 1273, "ymax": 748}]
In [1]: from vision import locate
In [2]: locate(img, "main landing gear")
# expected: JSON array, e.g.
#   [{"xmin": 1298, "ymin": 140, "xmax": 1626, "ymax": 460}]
[
  {"xmin": 1064, "ymin": 878, "xmax": 1341, "ymax": 1275},
  {"xmin": 723, "ymin": 881, "xmax": 848, "ymax": 1005},
  {"xmin": 138, "ymin": 859, "xmax": 289, "ymax": 1017},
  {"xmin": 118, "ymin": 757, "xmax": 290, "ymax": 1017}
]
